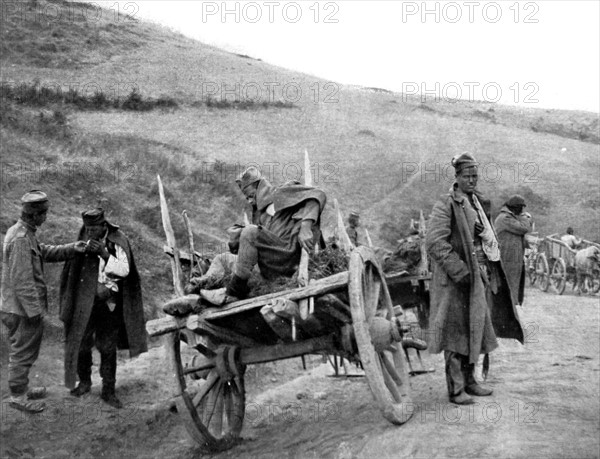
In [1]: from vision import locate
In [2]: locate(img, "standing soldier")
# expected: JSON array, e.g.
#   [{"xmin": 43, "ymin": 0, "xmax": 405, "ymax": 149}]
[
  {"xmin": 426, "ymin": 154, "xmax": 524, "ymax": 405},
  {"xmin": 1, "ymin": 191, "xmax": 86, "ymax": 413},
  {"xmin": 346, "ymin": 211, "xmax": 361, "ymax": 247},
  {"xmin": 60, "ymin": 208, "xmax": 147, "ymax": 408},
  {"xmin": 494, "ymin": 195, "xmax": 532, "ymax": 307}
]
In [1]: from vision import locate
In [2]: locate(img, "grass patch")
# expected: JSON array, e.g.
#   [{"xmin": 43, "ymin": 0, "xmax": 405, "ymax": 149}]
[
  {"xmin": 1, "ymin": 81, "xmax": 179, "ymax": 112},
  {"xmin": 206, "ymin": 97, "xmax": 296, "ymax": 110}
]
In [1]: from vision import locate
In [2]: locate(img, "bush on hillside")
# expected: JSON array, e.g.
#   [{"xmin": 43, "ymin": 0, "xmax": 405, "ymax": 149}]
[
  {"xmin": 0, "ymin": 81, "xmax": 179, "ymax": 112},
  {"xmin": 206, "ymin": 96, "xmax": 295, "ymax": 110}
]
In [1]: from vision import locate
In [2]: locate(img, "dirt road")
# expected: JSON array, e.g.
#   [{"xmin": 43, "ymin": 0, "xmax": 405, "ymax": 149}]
[{"xmin": 2, "ymin": 287, "xmax": 598, "ymax": 458}]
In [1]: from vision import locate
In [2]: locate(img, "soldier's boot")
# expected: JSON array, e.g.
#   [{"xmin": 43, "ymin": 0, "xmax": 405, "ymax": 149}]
[
  {"xmin": 100, "ymin": 350, "xmax": 122, "ymax": 408},
  {"xmin": 463, "ymin": 360, "xmax": 493, "ymax": 397},
  {"xmin": 226, "ymin": 274, "xmax": 249, "ymax": 300},
  {"xmin": 445, "ymin": 351, "xmax": 474, "ymax": 405},
  {"xmin": 101, "ymin": 383, "xmax": 123, "ymax": 409},
  {"xmin": 70, "ymin": 380, "xmax": 92, "ymax": 397}
]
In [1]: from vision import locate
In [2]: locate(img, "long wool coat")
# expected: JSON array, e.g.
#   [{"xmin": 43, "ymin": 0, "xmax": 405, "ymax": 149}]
[
  {"xmin": 426, "ymin": 186, "xmax": 524, "ymax": 364},
  {"xmin": 250, "ymin": 180, "xmax": 327, "ymax": 279},
  {"xmin": 59, "ymin": 225, "xmax": 147, "ymax": 388},
  {"xmin": 494, "ymin": 206, "xmax": 531, "ymax": 305}
]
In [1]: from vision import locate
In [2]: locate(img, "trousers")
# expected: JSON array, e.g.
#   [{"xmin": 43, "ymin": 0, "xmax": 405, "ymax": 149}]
[
  {"xmin": 76, "ymin": 297, "xmax": 120, "ymax": 387},
  {"xmin": 444, "ymin": 351, "xmax": 477, "ymax": 396},
  {"xmin": 1, "ymin": 312, "xmax": 44, "ymax": 395}
]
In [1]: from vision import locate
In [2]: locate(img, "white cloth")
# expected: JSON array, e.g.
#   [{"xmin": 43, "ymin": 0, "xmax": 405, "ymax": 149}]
[
  {"xmin": 97, "ymin": 242, "xmax": 129, "ymax": 311},
  {"xmin": 561, "ymin": 234, "xmax": 581, "ymax": 249},
  {"xmin": 472, "ymin": 195, "xmax": 500, "ymax": 262}
]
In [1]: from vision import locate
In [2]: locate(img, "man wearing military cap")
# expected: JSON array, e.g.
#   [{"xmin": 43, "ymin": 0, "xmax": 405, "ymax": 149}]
[
  {"xmin": 426, "ymin": 154, "xmax": 524, "ymax": 405},
  {"xmin": 201, "ymin": 165, "xmax": 327, "ymax": 304},
  {"xmin": 1, "ymin": 191, "xmax": 86, "ymax": 413},
  {"xmin": 346, "ymin": 211, "xmax": 362, "ymax": 247},
  {"xmin": 494, "ymin": 194, "xmax": 532, "ymax": 306},
  {"xmin": 59, "ymin": 208, "xmax": 146, "ymax": 408}
]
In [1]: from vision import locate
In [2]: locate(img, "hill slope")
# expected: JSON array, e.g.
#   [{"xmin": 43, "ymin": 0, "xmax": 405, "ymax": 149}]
[{"xmin": 1, "ymin": 0, "xmax": 599, "ymax": 317}]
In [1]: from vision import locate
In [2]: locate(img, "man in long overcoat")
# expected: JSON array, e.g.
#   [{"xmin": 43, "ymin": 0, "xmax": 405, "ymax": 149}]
[
  {"xmin": 494, "ymin": 195, "xmax": 532, "ymax": 306},
  {"xmin": 59, "ymin": 208, "xmax": 147, "ymax": 408},
  {"xmin": 426, "ymin": 153, "xmax": 524, "ymax": 405}
]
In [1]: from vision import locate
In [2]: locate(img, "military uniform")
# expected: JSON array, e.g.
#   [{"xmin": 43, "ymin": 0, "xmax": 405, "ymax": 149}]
[{"xmin": 0, "ymin": 191, "xmax": 79, "ymax": 409}]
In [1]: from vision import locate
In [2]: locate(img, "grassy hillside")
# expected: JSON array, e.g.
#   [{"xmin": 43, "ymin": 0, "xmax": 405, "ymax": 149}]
[{"xmin": 1, "ymin": 0, "xmax": 599, "ymax": 318}]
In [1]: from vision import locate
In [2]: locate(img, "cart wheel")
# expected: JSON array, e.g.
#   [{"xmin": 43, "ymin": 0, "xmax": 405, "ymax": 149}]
[
  {"xmin": 588, "ymin": 269, "xmax": 600, "ymax": 294},
  {"xmin": 551, "ymin": 258, "xmax": 567, "ymax": 295},
  {"xmin": 526, "ymin": 255, "xmax": 536, "ymax": 286},
  {"xmin": 348, "ymin": 246, "xmax": 413, "ymax": 425},
  {"xmin": 164, "ymin": 332, "xmax": 245, "ymax": 452},
  {"xmin": 535, "ymin": 253, "xmax": 550, "ymax": 292}
]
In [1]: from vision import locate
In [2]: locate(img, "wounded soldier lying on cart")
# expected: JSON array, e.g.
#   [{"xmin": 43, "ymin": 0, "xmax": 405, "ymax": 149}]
[{"xmin": 164, "ymin": 166, "xmax": 327, "ymax": 316}]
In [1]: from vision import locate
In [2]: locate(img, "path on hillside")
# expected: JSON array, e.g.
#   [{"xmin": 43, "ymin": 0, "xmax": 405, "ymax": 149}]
[{"xmin": 2, "ymin": 288, "xmax": 599, "ymax": 458}]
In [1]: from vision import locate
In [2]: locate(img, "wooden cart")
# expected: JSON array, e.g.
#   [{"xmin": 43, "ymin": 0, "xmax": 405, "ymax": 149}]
[
  {"xmin": 533, "ymin": 235, "xmax": 600, "ymax": 294},
  {"xmin": 146, "ymin": 246, "xmax": 430, "ymax": 452}
]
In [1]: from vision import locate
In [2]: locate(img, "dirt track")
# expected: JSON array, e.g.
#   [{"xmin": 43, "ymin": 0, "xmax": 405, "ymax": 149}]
[{"xmin": 2, "ymin": 287, "xmax": 599, "ymax": 459}]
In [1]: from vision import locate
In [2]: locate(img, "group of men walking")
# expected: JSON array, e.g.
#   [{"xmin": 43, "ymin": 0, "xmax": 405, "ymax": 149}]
[{"xmin": 1, "ymin": 192, "xmax": 146, "ymax": 413}]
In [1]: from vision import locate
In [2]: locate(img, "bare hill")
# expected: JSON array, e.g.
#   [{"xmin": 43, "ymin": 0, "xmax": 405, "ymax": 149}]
[{"xmin": 1, "ymin": 0, "xmax": 599, "ymax": 317}]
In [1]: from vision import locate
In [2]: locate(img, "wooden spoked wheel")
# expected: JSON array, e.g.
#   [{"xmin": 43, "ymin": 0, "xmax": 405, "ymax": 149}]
[
  {"xmin": 526, "ymin": 254, "xmax": 537, "ymax": 286},
  {"xmin": 551, "ymin": 258, "xmax": 567, "ymax": 295},
  {"xmin": 164, "ymin": 331, "xmax": 246, "ymax": 452},
  {"xmin": 589, "ymin": 270, "xmax": 600, "ymax": 294},
  {"xmin": 348, "ymin": 246, "xmax": 413, "ymax": 425},
  {"xmin": 536, "ymin": 253, "xmax": 550, "ymax": 292}
]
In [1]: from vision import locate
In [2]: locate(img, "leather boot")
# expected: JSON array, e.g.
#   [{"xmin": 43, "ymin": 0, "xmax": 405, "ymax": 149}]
[
  {"xmin": 70, "ymin": 380, "xmax": 92, "ymax": 397},
  {"xmin": 463, "ymin": 360, "xmax": 493, "ymax": 396},
  {"xmin": 101, "ymin": 384, "xmax": 123, "ymax": 409},
  {"xmin": 445, "ymin": 351, "xmax": 474, "ymax": 405},
  {"xmin": 226, "ymin": 274, "xmax": 249, "ymax": 300}
]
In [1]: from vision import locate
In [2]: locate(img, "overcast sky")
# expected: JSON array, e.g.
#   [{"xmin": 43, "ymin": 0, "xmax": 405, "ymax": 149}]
[{"xmin": 99, "ymin": 1, "xmax": 599, "ymax": 112}]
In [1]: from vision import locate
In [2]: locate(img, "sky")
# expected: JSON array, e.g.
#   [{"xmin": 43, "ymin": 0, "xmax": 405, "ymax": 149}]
[{"xmin": 98, "ymin": 1, "xmax": 599, "ymax": 112}]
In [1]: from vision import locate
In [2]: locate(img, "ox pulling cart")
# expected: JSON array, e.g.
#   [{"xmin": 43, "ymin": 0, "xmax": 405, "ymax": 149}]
[
  {"xmin": 145, "ymin": 172, "xmax": 431, "ymax": 452},
  {"xmin": 529, "ymin": 234, "xmax": 600, "ymax": 294}
]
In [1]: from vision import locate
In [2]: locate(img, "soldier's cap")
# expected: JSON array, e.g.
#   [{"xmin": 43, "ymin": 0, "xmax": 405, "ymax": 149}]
[
  {"xmin": 451, "ymin": 152, "xmax": 479, "ymax": 172},
  {"xmin": 236, "ymin": 166, "xmax": 262, "ymax": 192},
  {"xmin": 349, "ymin": 211, "xmax": 360, "ymax": 219},
  {"xmin": 21, "ymin": 190, "xmax": 50, "ymax": 213},
  {"xmin": 81, "ymin": 207, "xmax": 107, "ymax": 226},
  {"xmin": 506, "ymin": 195, "xmax": 526, "ymax": 208}
]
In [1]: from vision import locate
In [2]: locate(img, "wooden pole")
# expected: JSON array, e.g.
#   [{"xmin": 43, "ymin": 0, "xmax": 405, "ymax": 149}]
[
  {"xmin": 334, "ymin": 199, "xmax": 354, "ymax": 253},
  {"xmin": 158, "ymin": 175, "xmax": 184, "ymax": 297},
  {"xmin": 365, "ymin": 229, "xmax": 373, "ymax": 248},
  {"xmin": 298, "ymin": 150, "xmax": 313, "ymax": 319},
  {"xmin": 182, "ymin": 210, "xmax": 196, "ymax": 281}
]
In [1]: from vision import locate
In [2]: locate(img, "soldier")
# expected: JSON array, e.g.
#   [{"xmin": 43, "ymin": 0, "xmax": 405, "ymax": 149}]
[
  {"xmin": 346, "ymin": 211, "xmax": 361, "ymax": 247},
  {"xmin": 60, "ymin": 208, "xmax": 147, "ymax": 408},
  {"xmin": 494, "ymin": 195, "xmax": 532, "ymax": 307},
  {"xmin": 202, "ymin": 166, "xmax": 326, "ymax": 304},
  {"xmin": 426, "ymin": 154, "xmax": 524, "ymax": 405},
  {"xmin": 1, "ymin": 191, "xmax": 86, "ymax": 413}
]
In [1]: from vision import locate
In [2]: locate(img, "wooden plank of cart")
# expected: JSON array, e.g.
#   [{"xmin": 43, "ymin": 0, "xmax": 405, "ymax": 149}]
[
  {"xmin": 147, "ymin": 248, "xmax": 430, "ymax": 452},
  {"xmin": 146, "ymin": 170, "xmax": 430, "ymax": 452}
]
